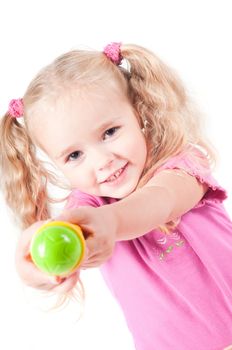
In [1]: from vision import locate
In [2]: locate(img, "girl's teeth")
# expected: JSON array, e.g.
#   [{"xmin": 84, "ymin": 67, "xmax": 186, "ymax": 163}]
[{"xmin": 107, "ymin": 168, "xmax": 123, "ymax": 182}]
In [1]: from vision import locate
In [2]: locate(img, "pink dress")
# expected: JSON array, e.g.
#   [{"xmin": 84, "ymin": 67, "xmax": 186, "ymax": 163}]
[{"xmin": 66, "ymin": 150, "xmax": 232, "ymax": 350}]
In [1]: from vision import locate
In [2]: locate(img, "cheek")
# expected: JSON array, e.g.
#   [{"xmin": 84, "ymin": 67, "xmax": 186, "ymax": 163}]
[
  {"xmin": 121, "ymin": 132, "xmax": 147, "ymax": 160},
  {"xmin": 68, "ymin": 171, "xmax": 88, "ymax": 189},
  {"xmin": 64, "ymin": 167, "xmax": 94, "ymax": 191},
  {"xmin": 56, "ymin": 165, "xmax": 86, "ymax": 189}
]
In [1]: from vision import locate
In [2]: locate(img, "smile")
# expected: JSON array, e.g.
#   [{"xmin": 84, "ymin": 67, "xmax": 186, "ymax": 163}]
[{"xmin": 102, "ymin": 163, "xmax": 128, "ymax": 184}]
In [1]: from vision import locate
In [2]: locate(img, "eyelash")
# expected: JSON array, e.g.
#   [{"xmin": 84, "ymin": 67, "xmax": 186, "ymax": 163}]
[
  {"xmin": 103, "ymin": 126, "xmax": 120, "ymax": 139},
  {"xmin": 67, "ymin": 151, "xmax": 82, "ymax": 162},
  {"xmin": 66, "ymin": 126, "xmax": 120, "ymax": 162}
]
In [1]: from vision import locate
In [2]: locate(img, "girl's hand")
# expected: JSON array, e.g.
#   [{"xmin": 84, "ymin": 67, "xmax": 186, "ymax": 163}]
[
  {"xmin": 15, "ymin": 221, "xmax": 80, "ymax": 293},
  {"xmin": 56, "ymin": 205, "xmax": 117, "ymax": 269}
]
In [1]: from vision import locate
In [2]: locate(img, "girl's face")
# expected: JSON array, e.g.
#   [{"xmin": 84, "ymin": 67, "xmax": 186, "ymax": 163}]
[{"xmin": 35, "ymin": 85, "xmax": 147, "ymax": 199}]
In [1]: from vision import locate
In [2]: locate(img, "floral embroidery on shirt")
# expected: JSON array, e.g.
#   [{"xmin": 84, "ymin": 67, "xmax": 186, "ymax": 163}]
[{"xmin": 153, "ymin": 230, "xmax": 185, "ymax": 261}]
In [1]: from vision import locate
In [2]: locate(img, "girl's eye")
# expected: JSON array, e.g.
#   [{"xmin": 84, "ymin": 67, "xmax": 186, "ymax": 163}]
[
  {"xmin": 67, "ymin": 151, "xmax": 82, "ymax": 162},
  {"xmin": 103, "ymin": 127, "xmax": 119, "ymax": 139}
]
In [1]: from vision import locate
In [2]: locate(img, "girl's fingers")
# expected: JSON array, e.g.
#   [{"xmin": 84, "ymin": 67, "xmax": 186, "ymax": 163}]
[
  {"xmin": 18, "ymin": 259, "xmax": 77, "ymax": 291},
  {"xmin": 16, "ymin": 221, "xmax": 46, "ymax": 259},
  {"xmin": 81, "ymin": 236, "xmax": 113, "ymax": 268},
  {"xmin": 52, "ymin": 272, "xmax": 80, "ymax": 294},
  {"xmin": 15, "ymin": 220, "xmax": 81, "ymax": 293},
  {"xmin": 55, "ymin": 208, "xmax": 85, "ymax": 225},
  {"xmin": 81, "ymin": 254, "xmax": 108, "ymax": 268},
  {"xmin": 21, "ymin": 265, "xmax": 60, "ymax": 290}
]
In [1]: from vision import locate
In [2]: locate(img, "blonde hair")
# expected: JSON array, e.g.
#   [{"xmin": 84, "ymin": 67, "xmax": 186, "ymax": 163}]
[
  {"xmin": 121, "ymin": 45, "xmax": 216, "ymax": 182},
  {"xmin": 0, "ymin": 43, "xmax": 216, "ymax": 303},
  {"xmin": 0, "ymin": 44, "xmax": 216, "ymax": 227}
]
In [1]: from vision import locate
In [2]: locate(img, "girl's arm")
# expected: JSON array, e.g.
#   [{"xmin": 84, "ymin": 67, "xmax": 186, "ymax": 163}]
[
  {"xmin": 56, "ymin": 169, "xmax": 208, "ymax": 268},
  {"xmin": 103, "ymin": 169, "xmax": 208, "ymax": 241}
]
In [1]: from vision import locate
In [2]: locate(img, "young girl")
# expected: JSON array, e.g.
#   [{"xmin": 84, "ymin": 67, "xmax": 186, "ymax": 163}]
[{"xmin": 0, "ymin": 42, "xmax": 232, "ymax": 350}]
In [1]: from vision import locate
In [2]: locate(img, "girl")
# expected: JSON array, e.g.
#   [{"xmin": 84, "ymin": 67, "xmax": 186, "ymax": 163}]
[{"xmin": 0, "ymin": 42, "xmax": 232, "ymax": 350}]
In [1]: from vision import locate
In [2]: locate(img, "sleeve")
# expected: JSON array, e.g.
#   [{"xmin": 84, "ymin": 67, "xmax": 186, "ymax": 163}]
[
  {"xmin": 156, "ymin": 147, "xmax": 227, "ymax": 208},
  {"xmin": 65, "ymin": 190, "xmax": 106, "ymax": 209},
  {"xmin": 65, "ymin": 189, "xmax": 117, "ymax": 210}
]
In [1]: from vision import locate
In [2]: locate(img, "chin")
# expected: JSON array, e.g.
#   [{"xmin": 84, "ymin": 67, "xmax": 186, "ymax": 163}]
[{"xmin": 105, "ymin": 184, "xmax": 137, "ymax": 199}]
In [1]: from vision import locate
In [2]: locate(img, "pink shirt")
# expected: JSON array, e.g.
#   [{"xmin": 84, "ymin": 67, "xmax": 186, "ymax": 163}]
[{"xmin": 66, "ymin": 150, "xmax": 232, "ymax": 350}]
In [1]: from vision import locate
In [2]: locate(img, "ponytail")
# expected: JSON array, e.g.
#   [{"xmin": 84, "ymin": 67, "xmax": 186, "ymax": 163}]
[
  {"xmin": 120, "ymin": 44, "xmax": 212, "ymax": 184},
  {"xmin": 121, "ymin": 44, "xmax": 186, "ymax": 111},
  {"xmin": 118, "ymin": 44, "xmax": 216, "ymax": 234},
  {"xmin": 0, "ymin": 113, "xmax": 50, "ymax": 229}
]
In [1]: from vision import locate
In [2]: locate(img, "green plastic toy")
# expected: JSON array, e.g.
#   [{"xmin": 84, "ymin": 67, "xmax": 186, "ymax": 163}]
[{"xmin": 30, "ymin": 221, "xmax": 85, "ymax": 277}]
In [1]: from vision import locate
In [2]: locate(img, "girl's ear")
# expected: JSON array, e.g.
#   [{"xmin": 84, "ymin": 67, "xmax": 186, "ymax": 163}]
[{"xmin": 141, "ymin": 119, "xmax": 149, "ymax": 134}]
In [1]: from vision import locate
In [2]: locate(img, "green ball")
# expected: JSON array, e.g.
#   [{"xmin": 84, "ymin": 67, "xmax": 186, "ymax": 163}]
[{"xmin": 31, "ymin": 223, "xmax": 84, "ymax": 276}]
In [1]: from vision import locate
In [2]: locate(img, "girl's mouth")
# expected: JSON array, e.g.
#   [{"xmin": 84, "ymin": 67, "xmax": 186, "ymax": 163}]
[{"xmin": 103, "ymin": 163, "xmax": 128, "ymax": 184}]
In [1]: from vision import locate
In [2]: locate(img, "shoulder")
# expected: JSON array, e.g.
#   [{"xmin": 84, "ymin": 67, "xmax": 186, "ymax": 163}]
[
  {"xmin": 144, "ymin": 166, "xmax": 208, "ymax": 221},
  {"xmin": 146, "ymin": 145, "xmax": 211, "ymax": 189},
  {"xmin": 143, "ymin": 145, "xmax": 227, "ymax": 219},
  {"xmin": 157, "ymin": 145, "xmax": 211, "ymax": 175}
]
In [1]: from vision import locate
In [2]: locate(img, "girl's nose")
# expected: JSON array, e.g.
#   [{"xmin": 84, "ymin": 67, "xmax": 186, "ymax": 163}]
[{"xmin": 89, "ymin": 148, "xmax": 114, "ymax": 171}]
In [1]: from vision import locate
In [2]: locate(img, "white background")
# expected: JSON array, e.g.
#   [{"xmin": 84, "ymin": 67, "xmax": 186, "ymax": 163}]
[{"xmin": 0, "ymin": 1, "xmax": 231, "ymax": 349}]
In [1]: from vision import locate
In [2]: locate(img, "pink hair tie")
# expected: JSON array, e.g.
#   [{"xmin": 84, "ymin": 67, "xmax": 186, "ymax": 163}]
[
  {"xmin": 103, "ymin": 42, "xmax": 122, "ymax": 65},
  {"xmin": 8, "ymin": 98, "xmax": 24, "ymax": 118}
]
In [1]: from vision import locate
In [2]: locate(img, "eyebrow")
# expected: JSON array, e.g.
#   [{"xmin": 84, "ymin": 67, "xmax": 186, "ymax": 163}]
[{"xmin": 56, "ymin": 117, "xmax": 121, "ymax": 160}]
